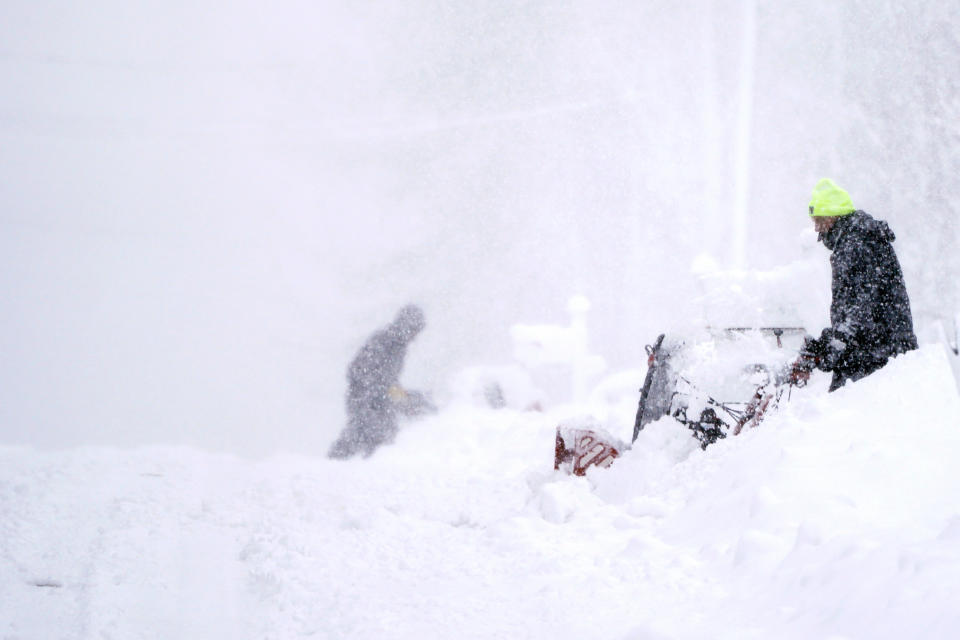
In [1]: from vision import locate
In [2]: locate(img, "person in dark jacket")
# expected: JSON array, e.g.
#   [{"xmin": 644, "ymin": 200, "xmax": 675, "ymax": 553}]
[
  {"xmin": 328, "ymin": 304, "xmax": 436, "ymax": 459},
  {"xmin": 796, "ymin": 178, "xmax": 918, "ymax": 392}
]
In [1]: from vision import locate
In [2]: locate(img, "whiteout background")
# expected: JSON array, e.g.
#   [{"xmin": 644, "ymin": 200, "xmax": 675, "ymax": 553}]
[
  {"xmin": 4, "ymin": 4, "xmax": 960, "ymax": 638},
  {"xmin": 2, "ymin": 1, "xmax": 958, "ymax": 454}
]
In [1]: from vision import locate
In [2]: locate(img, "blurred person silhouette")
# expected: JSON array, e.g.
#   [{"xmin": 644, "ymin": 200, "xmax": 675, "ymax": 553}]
[
  {"xmin": 328, "ymin": 304, "xmax": 436, "ymax": 459},
  {"xmin": 791, "ymin": 179, "xmax": 918, "ymax": 392}
]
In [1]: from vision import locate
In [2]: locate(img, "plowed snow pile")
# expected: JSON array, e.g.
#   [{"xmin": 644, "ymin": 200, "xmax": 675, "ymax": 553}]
[{"xmin": 3, "ymin": 346, "xmax": 960, "ymax": 639}]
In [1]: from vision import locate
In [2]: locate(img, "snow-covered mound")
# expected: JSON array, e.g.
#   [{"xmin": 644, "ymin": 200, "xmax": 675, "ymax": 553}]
[{"xmin": 2, "ymin": 346, "xmax": 960, "ymax": 639}]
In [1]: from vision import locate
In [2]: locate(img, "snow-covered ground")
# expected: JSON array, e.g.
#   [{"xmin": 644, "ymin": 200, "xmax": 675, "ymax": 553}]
[{"xmin": 3, "ymin": 345, "xmax": 959, "ymax": 639}]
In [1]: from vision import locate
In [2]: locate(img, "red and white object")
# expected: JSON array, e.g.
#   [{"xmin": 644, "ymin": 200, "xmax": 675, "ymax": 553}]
[{"xmin": 554, "ymin": 425, "xmax": 624, "ymax": 476}]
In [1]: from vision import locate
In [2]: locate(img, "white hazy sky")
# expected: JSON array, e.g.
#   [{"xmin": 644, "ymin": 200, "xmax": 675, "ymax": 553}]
[{"xmin": 1, "ymin": 1, "xmax": 955, "ymax": 455}]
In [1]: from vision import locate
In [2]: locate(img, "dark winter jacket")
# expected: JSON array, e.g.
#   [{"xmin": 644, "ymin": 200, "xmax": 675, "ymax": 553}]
[
  {"xmin": 807, "ymin": 210, "xmax": 918, "ymax": 390},
  {"xmin": 328, "ymin": 305, "xmax": 434, "ymax": 458}
]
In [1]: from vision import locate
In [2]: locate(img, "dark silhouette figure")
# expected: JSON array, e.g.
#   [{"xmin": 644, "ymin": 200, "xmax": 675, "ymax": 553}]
[
  {"xmin": 328, "ymin": 305, "xmax": 435, "ymax": 459},
  {"xmin": 801, "ymin": 179, "xmax": 918, "ymax": 391}
]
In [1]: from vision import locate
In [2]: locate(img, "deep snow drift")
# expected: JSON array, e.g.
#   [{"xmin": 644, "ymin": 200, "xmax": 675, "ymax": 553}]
[{"xmin": 3, "ymin": 346, "xmax": 960, "ymax": 639}]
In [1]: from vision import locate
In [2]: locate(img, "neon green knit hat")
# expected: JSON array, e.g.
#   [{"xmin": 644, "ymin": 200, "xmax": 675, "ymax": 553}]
[{"xmin": 809, "ymin": 178, "xmax": 855, "ymax": 217}]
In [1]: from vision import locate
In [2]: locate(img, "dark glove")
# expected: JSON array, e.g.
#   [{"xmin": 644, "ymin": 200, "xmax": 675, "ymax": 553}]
[
  {"xmin": 799, "ymin": 334, "xmax": 824, "ymax": 361},
  {"xmin": 814, "ymin": 327, "xmax": 850, "ymax": 371}
]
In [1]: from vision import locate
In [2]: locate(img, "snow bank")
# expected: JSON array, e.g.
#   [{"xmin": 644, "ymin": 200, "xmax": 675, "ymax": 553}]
[
  {"xmin": 2, "ymin": 347, "xmax": 959, "ymax": 639},
  {"xmin": 603, "ymin": 345, "xmax": 960, "ymax": 638}
]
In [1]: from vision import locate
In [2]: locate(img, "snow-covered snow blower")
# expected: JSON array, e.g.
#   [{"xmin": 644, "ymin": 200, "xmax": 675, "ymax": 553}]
[{"xmin": 554, "ymin": 327, "xmax": 814, "ymax": 475}]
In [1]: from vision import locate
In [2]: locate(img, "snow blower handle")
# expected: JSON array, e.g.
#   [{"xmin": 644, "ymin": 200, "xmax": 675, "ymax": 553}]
[{"xmin": 784, "ymin": 337, "xmax": 821, "ymax": 388}]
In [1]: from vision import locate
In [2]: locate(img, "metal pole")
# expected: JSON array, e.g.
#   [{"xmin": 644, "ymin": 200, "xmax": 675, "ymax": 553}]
[{"xmin": 732, "ymin": 0, "xmax": 756, "ymax": 270}]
